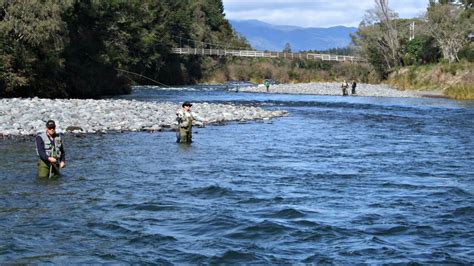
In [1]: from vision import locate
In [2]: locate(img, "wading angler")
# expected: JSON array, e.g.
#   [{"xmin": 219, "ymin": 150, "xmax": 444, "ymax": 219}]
[
  {"xmin": 176, "ymin": 102, "xmax": 207, "ymax": 143},
  {"xmin": 35, "ymin": 120, "xmax": 65, "ymax": 178}
]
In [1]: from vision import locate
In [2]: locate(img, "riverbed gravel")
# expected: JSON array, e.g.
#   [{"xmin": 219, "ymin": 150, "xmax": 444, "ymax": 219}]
[
  {"xmin": 0, "ymin": 98, "xmax": 287, "ymax": 137},
  {"xmin": 237, "ymin": 82, "xmax": 419, "ymax": 98}
]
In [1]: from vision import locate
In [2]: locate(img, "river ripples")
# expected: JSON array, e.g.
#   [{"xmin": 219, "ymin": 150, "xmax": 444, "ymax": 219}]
[{"xmin": 1, "ymin": 86, "xmax": 473, "ymax": 263}]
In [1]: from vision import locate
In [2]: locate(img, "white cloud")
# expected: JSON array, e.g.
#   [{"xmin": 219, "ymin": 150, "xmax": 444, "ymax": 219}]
[{"xmin": 223, "ymin": 0, "xmax": 429, "ymax": 27}]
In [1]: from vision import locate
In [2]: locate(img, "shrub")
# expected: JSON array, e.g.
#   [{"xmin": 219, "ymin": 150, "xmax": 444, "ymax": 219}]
[{"xmin": 445, "ymin": 84, "xmax": 474, "ymax": 100}]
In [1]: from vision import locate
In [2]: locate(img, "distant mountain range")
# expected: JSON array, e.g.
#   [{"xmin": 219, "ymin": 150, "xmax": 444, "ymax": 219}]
[{"xmin": 229, "ymin": 19, "xmax": 357, "ymax": 52}]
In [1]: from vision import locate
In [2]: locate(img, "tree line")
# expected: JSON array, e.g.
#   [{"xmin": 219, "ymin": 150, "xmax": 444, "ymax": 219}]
[
  {"xmin": 1, "ymin": 0, "xmax": 471, "ymax": 99},
  {"xmin": 352, "ymin": 0, "xmax": 473, "ymax": 79},
  {"xmin": 0, "ymin": 0, "xmax": 249, "ymax": 98}
]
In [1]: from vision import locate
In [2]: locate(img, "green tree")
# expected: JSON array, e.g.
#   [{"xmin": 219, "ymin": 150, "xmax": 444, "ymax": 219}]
[
  {"xmin": 426, "ymin": 2, "xmax": 472, "ymax": 63},
  {"xmin": 402, "ymin": 36, "xmax": 440, "ymax": 65},
  {"xmin": 61, "ymin": 0, "xmax": 130, "ymax": 98},
  {"xmin": 0, "ymin": 0, "xmax": 251, "ymax": 97},
  {"xmin": 352, "ymin": 0, "xmax": 402, "ymax": 78},
  {"xmin": 0, "ymin": 0, "xmax": 68, "ymax": 97}
]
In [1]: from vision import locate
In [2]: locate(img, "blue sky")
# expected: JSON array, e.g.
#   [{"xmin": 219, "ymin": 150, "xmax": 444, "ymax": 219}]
[{"xmin": 222, "ymin": 0, "xmax": 429, "ymax": 28}]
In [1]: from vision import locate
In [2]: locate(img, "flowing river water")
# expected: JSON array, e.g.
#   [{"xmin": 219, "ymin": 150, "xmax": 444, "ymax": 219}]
[{"xmin": 1, "ymin": 86, "xmax": 473, "ymax": 263}]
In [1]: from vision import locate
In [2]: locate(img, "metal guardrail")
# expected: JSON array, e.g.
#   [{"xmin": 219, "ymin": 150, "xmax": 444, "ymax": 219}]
[{"xmin": 171, "ymin": 47, "xmax": 360, "ymax": 62}]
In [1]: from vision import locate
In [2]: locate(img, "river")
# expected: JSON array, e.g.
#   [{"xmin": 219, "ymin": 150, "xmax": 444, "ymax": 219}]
[{"xmin": 1, "ymin": 85, "xmax": 473, "ymax": 263}]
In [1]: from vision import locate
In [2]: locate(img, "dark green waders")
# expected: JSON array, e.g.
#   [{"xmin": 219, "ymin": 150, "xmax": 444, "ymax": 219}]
[
  {"xmin": 177, "ymin": 126, "xmax": 193, "ymax": 143},
  {"xmin": 37, "ymin": 159, "xmax": 60, "ymax": 178}
]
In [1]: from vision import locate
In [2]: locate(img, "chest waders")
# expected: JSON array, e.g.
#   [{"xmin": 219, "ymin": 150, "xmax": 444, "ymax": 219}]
[
  {"xmin": 342, "ymin": 84, "xmax": 349, "ymax": 96},
  {"xmin": 177, "ymin": 111, "xmax": 193, "ymax": 143},
  {"xmin": 36, "ymin": 133, "xmax": 62, "ymax": 178}
]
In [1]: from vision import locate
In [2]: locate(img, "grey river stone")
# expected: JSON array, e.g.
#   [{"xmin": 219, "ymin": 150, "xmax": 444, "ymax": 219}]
[
  {"xmin": 237, "ymin": 82, "xmax": 420, "ymax": 98},
  {"xmin": 0, "ymin": 97, "xmax": 287, "ymax": 137}
]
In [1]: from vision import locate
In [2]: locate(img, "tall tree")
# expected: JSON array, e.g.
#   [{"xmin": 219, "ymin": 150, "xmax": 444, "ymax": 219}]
[
  {"xmin": 62, "ymin": 0, "xmax": 131, "ymax": 98},
  {"xmin": 0, "ymin": 0, "xmax": 68, "ymax": 97},
  {"xmin": 425, "ymin": 2, "xmax": 471, "ymax": 63},
  {"xmin": 0, "ymin": 0, "xmax": 251, "ymax": 97},
  {"xmin": 353, "ymin": 0, "xmax": 402, "ymax": 77},
  {"xmin": 366, "ymin": 0, "xmax": 401, "ymax": 69}
]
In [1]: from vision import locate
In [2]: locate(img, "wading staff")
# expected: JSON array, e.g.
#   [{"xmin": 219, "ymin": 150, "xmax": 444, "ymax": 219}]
[{"xmin": 49, "ymin": 163, "xmax": 53, "ymax": 179}]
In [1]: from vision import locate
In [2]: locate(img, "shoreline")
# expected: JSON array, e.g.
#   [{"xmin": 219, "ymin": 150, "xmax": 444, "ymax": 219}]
[
  {"xmin": 235, "ymin": 82, "xmax": 423, "ymax": 98},
  {"xmin": 0, "ymin": 98, "xmax": 287, "ymax": 137},
  {"xmin": 0, "ymin": 82, "xmax": 448, "ymax": 138}
]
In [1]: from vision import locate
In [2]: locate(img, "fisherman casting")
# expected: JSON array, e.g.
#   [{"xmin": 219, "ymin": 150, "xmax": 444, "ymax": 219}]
[{"xmin": 176, "ymin": 102, "xmax": 207, "ymax": 143}]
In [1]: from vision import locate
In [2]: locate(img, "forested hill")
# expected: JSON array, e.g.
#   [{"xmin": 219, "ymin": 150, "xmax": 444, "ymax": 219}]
[
  {"xmin": 0, "ymin": 0, "xmax": 249, "ymax": 98},
  {"xmin": 230, "ymin": 19, "xmax": 356, "ymax": 51}
]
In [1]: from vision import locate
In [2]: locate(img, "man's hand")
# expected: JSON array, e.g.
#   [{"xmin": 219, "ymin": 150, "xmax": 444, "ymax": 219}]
[
  {"xmin": 48, "ymin": 157, "xmax": 57, "ymax": 163},
  {"xmin": 60, "ymin": 161, "xmax": 65, "ymax": 168}
]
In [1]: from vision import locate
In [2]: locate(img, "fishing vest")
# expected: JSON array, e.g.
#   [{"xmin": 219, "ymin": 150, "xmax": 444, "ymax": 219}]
[
  {"xmin": 177, "ymin": 110, "xmax": 193, "ymax": 128},
  {"xmin": 36, "ymin": 132, "xmax": 62, "ymax": 159}
]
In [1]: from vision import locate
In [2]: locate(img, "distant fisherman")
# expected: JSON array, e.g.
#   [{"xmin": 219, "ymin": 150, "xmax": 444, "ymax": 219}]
[
  {"xmin": 176, "ymin": 102, "xmax": 207, "ymax": 143},
  {"xmin": 35, "ymin": 120, "xmax": 65, "ymax": 178},
  {"xmin": 351, "ymin": 79, "xmax": 357, "ymax": 95},
  {"xmin": 264, "ymin": 79, "xmax": 270, "ymax": 92},
  {"xmin": 341, "ymin": 80, "xmax": 349, "ymax": 96}
]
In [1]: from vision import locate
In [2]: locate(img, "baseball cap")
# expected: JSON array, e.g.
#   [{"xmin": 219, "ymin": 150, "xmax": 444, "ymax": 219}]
[
  {"xmin": 46, "ymin": 120, "xmax": 56, "ymax": 129},
  {"xmin": 182, "ymin": 101, "xmax": 192, "ymax": 107}
]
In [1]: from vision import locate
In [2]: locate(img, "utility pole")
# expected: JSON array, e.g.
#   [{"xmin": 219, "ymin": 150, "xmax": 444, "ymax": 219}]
[{"xmin": 409, "ymin": 21, "xmax": 415, "ymax": 41}]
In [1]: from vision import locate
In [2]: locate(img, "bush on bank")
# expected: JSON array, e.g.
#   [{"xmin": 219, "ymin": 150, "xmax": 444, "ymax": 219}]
[
  {"xmin": 201, "ymin": 57, "xmax": 375, "ymax": 84},
  {"xmin": 387, "ymin": 62, "xmax": 474, "ymax": 99}
]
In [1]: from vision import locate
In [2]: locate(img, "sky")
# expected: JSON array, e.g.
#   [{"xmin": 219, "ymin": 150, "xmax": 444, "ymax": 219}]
[{"xmin": 222, "ymin": 0, "xmax": 429, "ymax": 28}]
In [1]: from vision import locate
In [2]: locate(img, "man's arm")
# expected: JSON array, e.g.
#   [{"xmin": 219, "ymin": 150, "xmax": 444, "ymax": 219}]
[
  {"xmin": 35, "ymin": 136, "xmax": 49, "ymax": 162},
  {"xmin": 191, "ymin": 112, "xmax": 207, "ymax": 123}
]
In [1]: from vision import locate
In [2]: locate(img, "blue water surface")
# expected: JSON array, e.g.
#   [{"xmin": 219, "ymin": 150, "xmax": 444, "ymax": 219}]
[{"xmin": 1, "ymin": 86, "xmax": 473, "ymax": 263}]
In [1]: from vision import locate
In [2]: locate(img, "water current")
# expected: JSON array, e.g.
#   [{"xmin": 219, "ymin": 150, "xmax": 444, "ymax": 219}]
[{"xmin": 1, "ymin": 85, "xmax": 474, "ymax": 263}]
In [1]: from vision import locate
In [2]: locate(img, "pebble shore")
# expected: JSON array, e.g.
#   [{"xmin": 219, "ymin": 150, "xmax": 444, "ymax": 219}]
[
  {"xmin": 0, "ymin": 98, "xmax": 287, "ymax": 137},
  {"xmin": 0, "ymin": 82, "xmax": 422, "ymax": 137},
  {"xmin": 237, "ymin": 82, "xmax": 420, "ymax": 98}
]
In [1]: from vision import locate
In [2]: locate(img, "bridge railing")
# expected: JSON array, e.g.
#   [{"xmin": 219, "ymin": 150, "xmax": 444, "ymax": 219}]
[{"xmin": 171, "ymin": 47, "xmax": 360, "ymax": 62}]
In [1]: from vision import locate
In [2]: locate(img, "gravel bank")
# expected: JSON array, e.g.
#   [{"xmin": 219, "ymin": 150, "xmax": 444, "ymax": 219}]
[
  {"xmin": 236, "ymin": 82, "xmax": 420, "ymax": 98},
  {"xmin": 0, "ymin": 98, "xmax": 287, "ymax": 137}
]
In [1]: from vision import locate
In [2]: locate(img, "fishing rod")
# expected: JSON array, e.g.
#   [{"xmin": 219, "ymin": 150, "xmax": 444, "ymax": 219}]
[{"xmin": 115, "ymin": 68, "xmax": 171, "ymax": 88}]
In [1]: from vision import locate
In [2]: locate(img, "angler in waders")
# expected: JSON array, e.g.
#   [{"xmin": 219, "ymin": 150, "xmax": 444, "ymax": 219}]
[
  {"xmin": 264, "ymin": 79, "xmax": 270, "ymax": 92},
  {"xmin": 351, "ymin": 79, "xmax": 357, "ymax": 95},
  {"xmin": 176, "ymin": 102, "xmax": 207, "ymax": 143},
  {"xmin": 35, "ymin": 120, "xmax": 65, "ymax": 178},
  {"xmin": 341, "ymin": 80, "xmax": 349, "ymax": 96}
]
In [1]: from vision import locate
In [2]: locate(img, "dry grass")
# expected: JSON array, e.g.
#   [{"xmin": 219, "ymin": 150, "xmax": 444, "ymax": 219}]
[
  {"xmin": 445, "ymin": 84, "xmax": 474, "ymax": 100},
  {"xmin": 388, "ymin": 62, "xmax": 474, "ymax": 100},
  {"xmin": 201, "ymin": 57, "xmax": 372, "ymax": 85}
]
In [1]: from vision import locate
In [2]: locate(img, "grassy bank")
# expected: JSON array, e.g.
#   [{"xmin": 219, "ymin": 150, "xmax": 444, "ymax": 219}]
[{"xmin": 387, "ymin": 62, "xmax": 474, "ymax": 100}]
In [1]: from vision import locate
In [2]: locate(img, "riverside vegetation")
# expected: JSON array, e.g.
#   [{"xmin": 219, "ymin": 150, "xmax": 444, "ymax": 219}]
[
  {"xmin": 0, "ymin": 0, "xmax": 472, "ymax": 99},
  {"xmin": 388, "ymin": 61, "xmax": 474, "ymax": 99},
  {"xmin": 351, "ymin": 0, "xmax": 473, "ymax": 99},
  {"xmin": 0, "ymin": 0, "xmax": 250, "ymax": 98}
]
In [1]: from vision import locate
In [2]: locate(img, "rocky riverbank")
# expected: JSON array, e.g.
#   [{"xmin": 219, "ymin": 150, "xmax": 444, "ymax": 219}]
[
  {"xmin": 236, "ymin": 82, "xmax": 420, "ymax": 98},
  {"xmin": 0, "ymin": 98, "xmax": 287, "ymax": 137}
]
